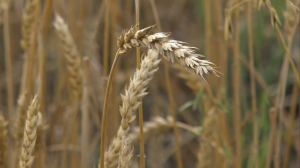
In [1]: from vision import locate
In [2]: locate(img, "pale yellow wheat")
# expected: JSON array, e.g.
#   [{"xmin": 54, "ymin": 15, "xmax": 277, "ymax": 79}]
[
  {"xmin": 19, "ymin": 96, "xmax": 39, "ymax": 168},
  {"xmin": 54, "ymin": 14, "xmax": 83, "ymax": 101},
  {"xmin": 117, "ymin": 25, "xmax": 218, "ymax": 83},
  {"xmin": 104, "ymin": 49, "xmax": 160, "ymax": 168}
]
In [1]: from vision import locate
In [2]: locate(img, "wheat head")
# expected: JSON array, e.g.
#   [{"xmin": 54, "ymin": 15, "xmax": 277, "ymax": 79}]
[
  {"xmin": 117, "ymin": 25, "xmax": 218, "ymax": 83},
  {"xmin": 20, "ymin": 0, "xmax": 38, "ymax": 51},
  {"xmin": 104, "ymin": 49, "xmax": 160, "ymax": 168},
  {"xmin": 19, "ymin": 95, "xmax": 39, "ymax": 168},
  {"xmin": 54, "ymin": 14, "xmax": 83, "ymax": 101}
]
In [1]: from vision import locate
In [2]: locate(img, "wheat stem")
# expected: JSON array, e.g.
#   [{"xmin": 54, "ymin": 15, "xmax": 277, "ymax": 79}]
[
  {"xmin": 246, "ymin": 1, "xmax": 258, "ymax": 168},
  {"xmin": 103, "ymin": 0, "xmax": 110, "ymax": 76},
  {"xmin": 148, "ymin": 1, "xmax": 183, "ymax": 167},
  {"xmin": 99, "ymin": 50, "xmax": 121, "ymax": 168},
  {"xmin": 135, "ymin": 1, "xmax": 146, "ymax": 167},
  {"xmin": 274, "ymin": 24, "xmax": 300, "ymax": 85},
  {"xmin": 233, "ymin": 0, "xmax": 241, "ymax": 167}
]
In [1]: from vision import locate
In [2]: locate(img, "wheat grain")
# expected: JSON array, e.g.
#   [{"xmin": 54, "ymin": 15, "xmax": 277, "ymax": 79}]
[
  {"xmin": 117, "ymin": 138, "xmax": 133, "ymax": 168},
  {"xmin": 117, "ymin": 25, "xmax": 218, "ymax": 83},
  {"xmin": 0, "ymin": 113, "xmax": 8, "ymax": 167},
  {"xmin": 54, "ymin": 14, "xmax": 83, "ymax": 101},
  {"xmin": 19, "ymin": 95, "xmax": 39, "ymax": 168}
]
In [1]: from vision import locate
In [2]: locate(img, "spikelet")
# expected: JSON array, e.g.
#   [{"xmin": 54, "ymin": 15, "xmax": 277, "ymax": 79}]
[
  {"xmin": 117, "ymin": 25, "xmax": 219, "ymax": 82},
  {"xmin": 19, "ymin": 96, "xmax": 39, "ymax": 168},
  {"xmin": 15, "ymin": 93, "xmax": 30, "ymax": 147},
  {"xmin": 117, "ymin": 138, "xmax": 133, "ymax": 168},
  {"xmin": 257, "ymin": 0, "xmax": 271, "ymax": 10},
  {"xmin": 20, "ymin": 0, "xmax": 38, "ymax": 51},
  {"xmin": 283, "ymin": 0, "xmax": 300, "ymax": 38},
  {"xmin": 0, "ymin": 114, "xmax": 8, "ymax": 167},
  {"xmin": 270, "ymin": 7, "xmax": 281, "ymax": 27},
  {"xmin": 104, "ymin": 49, "xmax": 161, "ymax": 168},
  {"xmin": 54, "ymin": 14, "xmax": 83, "ymax": 101}
]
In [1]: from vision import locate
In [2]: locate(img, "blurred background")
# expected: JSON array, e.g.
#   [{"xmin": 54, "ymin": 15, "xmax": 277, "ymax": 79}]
[{"xmin": 0, "ymin": 0, "xmax": 299, "ymax": 168}]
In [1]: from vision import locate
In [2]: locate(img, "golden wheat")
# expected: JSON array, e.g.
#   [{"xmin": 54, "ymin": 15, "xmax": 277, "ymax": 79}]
[{"xmin": 19, "ymin": 96, "xmax": 39, "ymax": 168}]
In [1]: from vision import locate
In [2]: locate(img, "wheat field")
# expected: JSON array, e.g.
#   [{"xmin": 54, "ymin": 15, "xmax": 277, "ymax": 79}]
[{"xmin": 0, "ymin": 0, "xmax": 299, "ymax": 168}]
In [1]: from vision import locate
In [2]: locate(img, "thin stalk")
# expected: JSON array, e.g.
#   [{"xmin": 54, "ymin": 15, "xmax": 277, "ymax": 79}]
[
  {"xmin": 282, "ymin": 83, "xmax": 298, "ymax": 168},
  {"xmin": 41, "ymin": 0, "xmax": 53, "ymax": 41},
  {"xmin": 135, "ymin": 1, "xmax": 146, "ymax": 168},
  {"xmin": 3, "ymin": 4, "xmax": 14, "ymax": 168},
  {"xmin": 148, "ymin": 1, "xmax": 183, "ymax": 167},
  {"xmin": 103, "ymin": 0, "xmax": 110, "ymax": 76},
  {"xmin": 233, "ymin": 0, "xmax": 241, "ymax": 167},
  {"xmin": 264, "ymin": 108, "xmax": 277, "ymax": 168},
  {"xmin": 275, "ymin": 24, "xmax": 300, "ymax": 85},
  {"xmin": 99, "ymin": 50, "xmax": 120, "ymax": 168},
  {"xmin": 247, "ymin": 1, "xmax": 258, "ymax": 168},
  {"xmin": 81, "ymin": 59, "xmax": 91, "ymax": 168}
]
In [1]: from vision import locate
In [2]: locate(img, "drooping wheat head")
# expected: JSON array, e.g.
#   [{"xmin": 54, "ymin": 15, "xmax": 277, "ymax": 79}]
[
  {"xmin": 117, "ymin": 25, "xmax": 219, "ymax": 83},
  {"xmin": 19, "ymin": 95, "xmax": 39, "ymax": 168}
]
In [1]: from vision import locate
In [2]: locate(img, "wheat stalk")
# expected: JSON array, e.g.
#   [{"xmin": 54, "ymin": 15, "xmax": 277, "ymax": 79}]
[
  {"xmin": 0, "ymin": 113, "xmax": 8, "ymax": 167},
  {"xmin": 19, "ymin": 95, "xmax": 39, "ymax": 168},
  {"xmin": 117, "ymin": 25, "xmax": 219, "ymax": 83},
  {"xmin": 103, "ymin": 49, "xmax": 160, "ymax": 168},
  {"xmin": 53, "ymin": 13, "xmax": 83, "ymax": 102},
  {"xmin": 197, "ymin": 109, "xmax": 216, "ymax": 168}
]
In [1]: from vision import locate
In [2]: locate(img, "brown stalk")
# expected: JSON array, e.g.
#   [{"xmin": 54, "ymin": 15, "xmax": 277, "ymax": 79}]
[
  {"xmin": 2, "ymin": 3, "xmax": 14, "ymax": 167},
  {"xmin": 36, "ymin": 1, "xmax": 53, "ymax": 166},
  {"xmin": 246, "ymin": 1, "xmax": 258, "ymax": 167},
  {"xmin": 264, "ymin": 108, "xmax": 277, "ymax": 168},
  {"xmin": 233, "ymin": 0, "xmax": 241, "ymax": 167},
  {"xmin": 282, "ymin": 83, "xmax": 299, "ymax": 168},
  {"xmin": 2, "ymin": 0, "xmax": 14, "ymax": 131},
  {"xmin": 99, "ymin": 51, "xmax": 121, "ymax": 168},
  {"xmin": 135, "ymin": 0, "xmax": 146, "ymax": 168},
  {"xmin": 103, "ymin": 0, "xmax": 110, "ymax": 76},
  {"xmin": 148, "ymin": 1, "xmax": 183, "ymax": 167},
  {"xmin": 81, "ymin": 58, "xmax": 91, "ymax": 168},
  {"xmin": 274, "ymin": 24, "xmax": 300, "ymax": 85}
]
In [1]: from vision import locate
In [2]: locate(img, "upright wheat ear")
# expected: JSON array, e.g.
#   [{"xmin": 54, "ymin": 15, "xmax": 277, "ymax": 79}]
[
  {"xmin": 20, "ymin": 0, "xmax": 37, "ymax": 51},
  {"xmin": 117, "ymin": 25, "xmax": 219, "ymax": 82},
  {"xmin": 19, "ymin": 96, "xmax": 39, "ymax": 168},
  {"xmin": 0, "ymin": 113, "xmax": 8, "ymax": 167},
  {"xmin": 104, "ymin": 49, "xmax": 161, "ymax": 168},
  {"xmin": 54, "ymin": 14, "xmax": 83, "ymax": 101}
]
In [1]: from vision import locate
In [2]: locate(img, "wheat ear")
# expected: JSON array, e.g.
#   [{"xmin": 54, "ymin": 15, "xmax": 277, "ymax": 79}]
[
  {"xmin": 53, "ymin": 13, "xmax": 83, "ymax": 101},
  {"xmin": 104, "ymin": 49, "xmax": 160, "ymax": 168},
  {"xmin": 0, "ymin": 113, "xmax": 8, "ymax": 167},
  {"xmin": 19, "ymin": 95, "xmax": 39, "ymax": 168},
  {"xmin": 20, "ymin": 0, "xmax": 38, "ymax": 51},
  {"xmin": 117, "ymin": 25, "xmax": 218, "ymax": 82}
]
